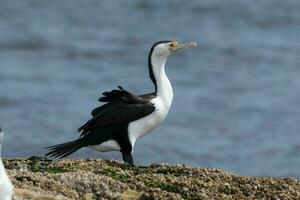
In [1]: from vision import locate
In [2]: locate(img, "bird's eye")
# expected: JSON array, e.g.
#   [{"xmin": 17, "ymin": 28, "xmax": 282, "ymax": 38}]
[{"xmin": 170, "ymin": 43, "xmax": 174, "ymax": 47}]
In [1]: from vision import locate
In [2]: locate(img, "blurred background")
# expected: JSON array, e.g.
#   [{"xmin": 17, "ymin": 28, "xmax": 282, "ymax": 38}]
[{"xmin": 0, "ymin": 0, "xmax": 300, "ymax": 177}]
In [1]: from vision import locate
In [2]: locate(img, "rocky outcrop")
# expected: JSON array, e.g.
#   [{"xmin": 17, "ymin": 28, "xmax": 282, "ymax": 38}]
[{"xmin": 3, "ymin": 158, "xmax": 300, "ymax": 200}]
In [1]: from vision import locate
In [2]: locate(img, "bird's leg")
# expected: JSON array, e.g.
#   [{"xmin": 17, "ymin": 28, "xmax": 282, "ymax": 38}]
[{"xmin": 122, "ymin": 151, "xmax": 134, "ymax": 166}]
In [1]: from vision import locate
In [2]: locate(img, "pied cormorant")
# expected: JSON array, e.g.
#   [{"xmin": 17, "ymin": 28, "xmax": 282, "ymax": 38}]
[
  {"xmin": 45, "ymin": 40, "xmax": 197, "ymax": 165},
  {"xmin": 0, "ymin": 128, "xmax": 14, "ymax": 200}
]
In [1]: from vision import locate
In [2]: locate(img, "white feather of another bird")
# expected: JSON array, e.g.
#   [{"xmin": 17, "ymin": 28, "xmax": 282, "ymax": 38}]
[{"xmin": 0, "ymin": 130, "xmax": 14, "ymax": 200}]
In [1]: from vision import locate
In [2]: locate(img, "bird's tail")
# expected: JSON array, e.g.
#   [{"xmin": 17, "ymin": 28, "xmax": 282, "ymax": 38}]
[{"xmin": 45, "ymin": 139, "xmax": 85, "ymax": 158}]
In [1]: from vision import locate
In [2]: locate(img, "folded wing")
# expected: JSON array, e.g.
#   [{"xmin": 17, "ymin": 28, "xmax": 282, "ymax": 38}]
[{"xmin": 78, "ymin": 86, "xmax": 155, "ymax": 137}]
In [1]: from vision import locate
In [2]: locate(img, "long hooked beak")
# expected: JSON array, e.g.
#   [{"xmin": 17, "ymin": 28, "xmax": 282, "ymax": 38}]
[{"xmin": 170, "ymin": 41, "xmax": 197, "ymax": 52}]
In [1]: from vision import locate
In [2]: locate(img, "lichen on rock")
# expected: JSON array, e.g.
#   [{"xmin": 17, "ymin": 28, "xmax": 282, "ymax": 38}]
[{"xmin": 3, "ymin": 158, "xmax": 300, "ymax": 200}]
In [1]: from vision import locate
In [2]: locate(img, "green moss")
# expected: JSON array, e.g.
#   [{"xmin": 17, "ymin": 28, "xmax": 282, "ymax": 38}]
[
  {"xmin": 28, "ymin": 156, "xmax": 69, "ymax": 173},
  {"xmin": 42, "ymin": 167, "xmax": 69, "ymax": 173},
  {"xmin": 28, "ymin": 156, "xmax": 50, "ymax": 167},
  {"xmin": 100, "ymin": 168, "xmax": 132, "ymax": 183},
  {"xmin": 28, "ymin": 156, "xmax": 47, "ymax": 172},
  {"xmin": 144, "ymin": 181, "xmax": 178, "ymax": 192},
  {"xmin": 132, "ymin": 166, "xmax": 150, "ymax": 175}
]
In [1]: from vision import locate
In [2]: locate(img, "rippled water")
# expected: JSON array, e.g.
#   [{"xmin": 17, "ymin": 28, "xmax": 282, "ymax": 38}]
[{"xmin": 1, "ymin": 0, "xmax": 300, "ymax": 177}]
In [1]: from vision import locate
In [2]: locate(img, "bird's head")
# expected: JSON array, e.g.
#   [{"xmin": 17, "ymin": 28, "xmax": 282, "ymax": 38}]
[
  {"xmin": 149, "ymin": 40, "xmax": 197, "ymax": 59},
  {"xmin": 148, "ymin": 40, "xmax": 197, "ymax": 91}
]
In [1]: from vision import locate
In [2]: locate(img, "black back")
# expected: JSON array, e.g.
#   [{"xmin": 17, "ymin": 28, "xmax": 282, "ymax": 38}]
[{"xmin": 78, "ymin": 86, "xmax": 156, "ymax": 137}]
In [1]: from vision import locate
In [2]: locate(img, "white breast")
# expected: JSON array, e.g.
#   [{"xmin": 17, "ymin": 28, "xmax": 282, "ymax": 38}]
[
  {"xmin": 128, "ymin": 96, "xmax": 172, "ymax": 150},
  {"xmin": 128, "ymin": 53, "xmax": 174, "ymax": 151}
]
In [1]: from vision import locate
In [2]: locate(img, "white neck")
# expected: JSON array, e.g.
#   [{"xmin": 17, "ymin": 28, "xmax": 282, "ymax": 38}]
[{"xmin": 151, "ymin": 55, "xmax": 173, "ymax": 107}]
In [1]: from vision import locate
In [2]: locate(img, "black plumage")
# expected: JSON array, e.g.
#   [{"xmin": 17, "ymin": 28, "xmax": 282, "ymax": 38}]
[
  {"xmin": 44, "ymin": 40, "xmax": 190, "ymax": 165},
  {"xmin": 78, "ymin": 86, "xmax": 156, "ymax": 137},
  {"xmin": 45, "ymin": 86, "xmax": 156, "ymax": 165}
]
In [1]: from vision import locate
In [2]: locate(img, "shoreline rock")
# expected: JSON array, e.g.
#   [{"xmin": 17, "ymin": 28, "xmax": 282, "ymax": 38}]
[{"xmin": 3, "ymin": 158, "xmax": 300, "ymax": 199}]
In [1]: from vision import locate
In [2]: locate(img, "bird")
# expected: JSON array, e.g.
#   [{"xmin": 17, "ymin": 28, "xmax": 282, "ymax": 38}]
[
  {"xmin": 45, "ymin": 40, "xmax": 197, "ymax": 165},
  {"xmin": 0, "ymin": 128, "xmax": 14, "ymax": 200}
]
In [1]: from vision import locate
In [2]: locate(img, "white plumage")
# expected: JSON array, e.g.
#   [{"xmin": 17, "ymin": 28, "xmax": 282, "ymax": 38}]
[
  {"xmin": 128, "ymin": 49, "xmax": 174, "ymax": 150},
  {"xmin": 89, "ymin": 140, "xmax": 121, "ymax": 152},
  {"xmin": 45, "ymin": 41, "xmax": 196, "ymax": 165},
  {"xmin": 0, "ymin": 130, "xmax": 13, "ymax": 200}
]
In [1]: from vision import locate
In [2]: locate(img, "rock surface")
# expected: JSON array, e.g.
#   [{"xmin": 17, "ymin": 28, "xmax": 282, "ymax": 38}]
[{"xmin": 3, "ymin": 158, "xmax": 300, "ymax": 200}]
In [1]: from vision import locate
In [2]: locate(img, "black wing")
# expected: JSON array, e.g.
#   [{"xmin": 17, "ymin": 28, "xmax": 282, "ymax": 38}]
[
  {"xmin": 78, "ymin": 86, "xmax": 155, "ymax": 137},
  {"xmin": 98, "ymin": 86, "xmax": 142, "ymax": 103}
]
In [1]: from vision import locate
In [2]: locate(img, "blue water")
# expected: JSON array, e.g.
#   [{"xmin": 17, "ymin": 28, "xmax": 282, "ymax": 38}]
[{"xmin": 1, "ymin": 0, "xmax": 300, "ymax": 177}]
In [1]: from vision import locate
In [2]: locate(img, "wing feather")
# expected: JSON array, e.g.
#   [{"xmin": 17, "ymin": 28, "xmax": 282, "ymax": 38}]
[{"xmin": 78, "ymin": 86, "xmax": 155, "ymax": 137}]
